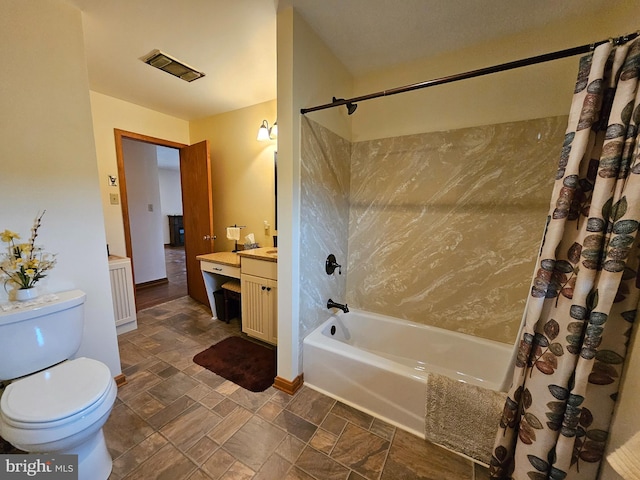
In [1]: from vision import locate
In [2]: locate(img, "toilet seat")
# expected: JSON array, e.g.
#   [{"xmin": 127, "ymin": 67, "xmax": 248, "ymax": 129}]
[{"xmin": 1, "ymin": 357, "xmax": 113, "ymax": 429}]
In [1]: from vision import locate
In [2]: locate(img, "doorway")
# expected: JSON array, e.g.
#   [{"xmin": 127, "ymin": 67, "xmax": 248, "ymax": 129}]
[{"xmin": 114, "ymin": 129, "xmax": 214, "ymax": 309}]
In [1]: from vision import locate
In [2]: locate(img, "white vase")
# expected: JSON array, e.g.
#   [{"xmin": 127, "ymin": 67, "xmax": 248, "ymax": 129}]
[{"xmin": 15, "ymin": 287, "xmax": 38, "ymax": 301}]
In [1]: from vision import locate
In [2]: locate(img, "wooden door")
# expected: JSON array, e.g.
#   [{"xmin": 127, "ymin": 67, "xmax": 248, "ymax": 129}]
[{"xmin": 179, "ymin": 140, "xmax": 214, "ymax": 305}]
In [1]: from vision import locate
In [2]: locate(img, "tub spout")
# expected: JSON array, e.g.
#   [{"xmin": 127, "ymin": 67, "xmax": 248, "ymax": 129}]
[{"xmin": 327, "ymin": 299, "xmax": 349, "ymax": 313}]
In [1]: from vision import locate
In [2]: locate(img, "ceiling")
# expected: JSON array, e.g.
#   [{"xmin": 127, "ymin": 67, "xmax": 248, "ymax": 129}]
[{"xmin": 65, "ymin": 0, "xmax": 617, "ymax": 121}]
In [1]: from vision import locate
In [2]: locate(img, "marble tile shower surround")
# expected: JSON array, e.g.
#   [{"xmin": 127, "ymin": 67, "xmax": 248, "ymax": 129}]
[
  {"xmin": 299, "ymin": 117, "xmax": 351, "ymax": 369},
  {"xmin": 301, "ymin": 116, "xmax": 567, "ymax": 345}
]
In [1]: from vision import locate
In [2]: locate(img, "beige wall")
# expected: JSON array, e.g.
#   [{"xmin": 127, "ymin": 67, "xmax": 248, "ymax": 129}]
[
  {"xmin": 0, "ymin": 0, "xmax": 121, "ymax": 374},
  {"xmin": 89, "ymin": 91, "xmax": 190, "ymax": 258},
  {"xmin": 351, "ymin": 2, "xmax": 640, "ymax": 142},
  {"xmin": 277, "ymin": 7, "xmax": 354, "ymax": 379},
  {"xmin": 189, "ymin": 100, "xmax": 277, "ymax": 252}
]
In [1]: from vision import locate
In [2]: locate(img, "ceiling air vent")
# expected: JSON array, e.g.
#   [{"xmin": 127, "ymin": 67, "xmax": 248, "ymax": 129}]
[{"xmin": 142, "ymin": 50, "xmax": 205, "ymax": 82}]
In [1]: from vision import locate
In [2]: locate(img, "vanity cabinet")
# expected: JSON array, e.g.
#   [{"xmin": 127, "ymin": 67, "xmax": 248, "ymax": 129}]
[
  {"xmin": 240, "ymin": 257, "xmax": 277, "ymax": 345},
  {"xmin": 197, "ymin": 252, "xmax": 240, "ymax": 321}
]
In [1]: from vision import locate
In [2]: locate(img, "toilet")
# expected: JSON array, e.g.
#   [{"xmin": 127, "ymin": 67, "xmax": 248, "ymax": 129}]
[{"xmin": 0, "ymin": 290, "xmax": 117, "ymax": 480}]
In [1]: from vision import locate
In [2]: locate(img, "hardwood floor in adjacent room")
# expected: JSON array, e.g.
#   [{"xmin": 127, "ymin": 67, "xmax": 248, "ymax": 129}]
[{"xmin": 135, "ymin": 246, "xmax": 188, "ymax": 311}]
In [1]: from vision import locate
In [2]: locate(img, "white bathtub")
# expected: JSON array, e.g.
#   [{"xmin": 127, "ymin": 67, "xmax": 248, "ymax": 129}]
[{"xmin": 303, "ymin": 309, "xmax": 513, "ymax": 438}]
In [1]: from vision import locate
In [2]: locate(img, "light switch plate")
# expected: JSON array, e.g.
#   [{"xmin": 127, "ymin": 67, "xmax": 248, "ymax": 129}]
[{"xmin": 110, "ymin": 193, "xmax": 119, "ymax": 205}]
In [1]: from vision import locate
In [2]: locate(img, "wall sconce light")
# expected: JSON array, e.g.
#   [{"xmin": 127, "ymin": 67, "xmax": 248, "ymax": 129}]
[{"xmin": 257, "ymin": 119, "xmax": 277, "ymax": 141}]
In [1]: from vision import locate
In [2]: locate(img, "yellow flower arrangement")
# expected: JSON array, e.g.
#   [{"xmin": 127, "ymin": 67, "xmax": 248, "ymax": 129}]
[{"xmin": 0, "ymin": 211, "xmax": 57, "ymax": 290}]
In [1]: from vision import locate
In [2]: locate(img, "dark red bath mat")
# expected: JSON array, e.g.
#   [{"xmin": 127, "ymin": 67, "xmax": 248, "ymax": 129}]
[{"xmin": 193, "ymin": 336, "xmax": 276, "ymax": 392}]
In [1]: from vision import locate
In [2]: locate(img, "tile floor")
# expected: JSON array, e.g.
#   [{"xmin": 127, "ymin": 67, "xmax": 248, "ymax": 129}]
[{"xmin": 104, "ymin": 296, "xmax": 491, "ymax": 480}]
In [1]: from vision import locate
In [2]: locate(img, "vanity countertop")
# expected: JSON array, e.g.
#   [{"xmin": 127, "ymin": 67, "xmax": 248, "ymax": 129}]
[
  {"xmin": 237, "ymin": 247, "xmax": 277, "ymax": 263},
  {"xmin": 196, "ymin": 251, "xmax": 241, "ymax": 267}
]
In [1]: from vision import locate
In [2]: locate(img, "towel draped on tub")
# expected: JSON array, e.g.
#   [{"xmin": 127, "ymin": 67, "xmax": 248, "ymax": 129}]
[{"xmin": 425, "ymin": 373, "xmax": 507, "ymax": 465}]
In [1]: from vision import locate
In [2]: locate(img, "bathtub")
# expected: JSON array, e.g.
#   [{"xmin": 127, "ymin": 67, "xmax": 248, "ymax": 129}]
[{"xmin": 303, "ymin": 309, "xmax": 514, "ymax": 438}]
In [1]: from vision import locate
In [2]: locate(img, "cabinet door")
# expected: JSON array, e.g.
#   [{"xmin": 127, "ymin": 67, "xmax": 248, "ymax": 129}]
[
  {"xmin": 241, "ymin": 274, "xmax": 269, "ymax": 342},
  {"xmin": 265, "ymin": 279, "xmax": 277, "ymax": 345}
]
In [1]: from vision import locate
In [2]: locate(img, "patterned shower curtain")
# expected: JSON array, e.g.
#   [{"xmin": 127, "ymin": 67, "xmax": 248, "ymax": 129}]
[{"xmin": 490, "ymin": 38, "xmax": 640, "ymax": 480}]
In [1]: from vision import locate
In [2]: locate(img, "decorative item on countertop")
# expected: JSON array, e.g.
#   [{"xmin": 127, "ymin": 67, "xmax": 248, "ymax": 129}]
[
  {"xmin": 0, "ymin": 211, "xmax": 57, "ymax": 301},
  {"xmin": 244, "ymin": 233, "xmax": 259, "ymax": 250}
]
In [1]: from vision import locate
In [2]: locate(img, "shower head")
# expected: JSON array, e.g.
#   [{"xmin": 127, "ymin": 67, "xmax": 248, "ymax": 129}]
[{"xmin": 333, "ymin": 97, "xmax": 358, "ymax": 115}]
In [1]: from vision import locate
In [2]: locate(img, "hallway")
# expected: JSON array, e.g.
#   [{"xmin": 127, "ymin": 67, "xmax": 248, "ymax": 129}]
[{"xmin": 135, "ymin": 246, "xmax": 188, "ymax": 311}]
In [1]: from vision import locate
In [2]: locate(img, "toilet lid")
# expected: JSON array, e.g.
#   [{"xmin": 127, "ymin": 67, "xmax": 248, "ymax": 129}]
[{"xmin": 1, "ymin": 357, "xmax": 112, "ymax": 424}]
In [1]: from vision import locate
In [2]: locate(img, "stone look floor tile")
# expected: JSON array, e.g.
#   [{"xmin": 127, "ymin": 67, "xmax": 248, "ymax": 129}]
[
  {"xmin": 254, "ymin": 453, "xmax": 292, "ymax": 480},
  {"xmin": 229, "ymin": 386, "xmax": 274, "ymax": 412},
  {"xmin": 160, "ymin": 404, "xmax": 222, "ymax": 452},
  {"xmin": 285, "ymin": 467, "xmax": 316, "ymax": 480},
  {"xmin": 331, "ymin": 402, "xmax": 374, "ymax": 429},
  {"xmin": 273, "ymin": 409, "xmax": 318, "ymax": 443},
  {"xmin": 207, "ymin": 406, "xmax": 253, "ymax": 445},
  {"xmin": 216, "ymin": 380, "xmax": 241, "ymax": 396},
  {"xmin": 213, "ymin": 398, "xmax": 240, "ymax": 417},
  {"xmin": 147, "ymin": 371, "xmax": 200, "ymax": 405},
  {"xmin": 102, "ymin": 297, "xmax": 480, "ymax": 480},
  {"xmin": 220, "ymin": 461, "xmax": 255, "ymax": 480},
  {"xmin": 286, "ymin": 386, "xmax": 336, "ymax": 425},
  {"xmin": 103, "ymin": 403, "xmax": 155, "ymax": 459},
  {"xmin": 256, "ymin": 400, "xmax": 283, "ymax": 422},
  {"xmin": 147, "ymin": 395, "xmax": 197, "ymax": 429},
  {"xmin": 321, "ymin": 413, "xmax": 348, "ymax": 436},
  {"xmin": 310, "ymin": 428, "xmax": 339, "ymax": 454},
  {"xmin": 331, "ymin": 423, "xmax": 390, "ymax": 479},
  {"xmin": 187, "ymin": 436, "xmax": 219, "ymax": 465},
  {"xmin": 347, "ymin": 472, "xmax": 368, "ymax": 480},
  {"xmin": 199, "ymin": 390, "xmax": 226, "ymax": 410},
  {"xmin": 110, "ymin": 432, "xmax": 168, "ymax": 478},
  {"xmin": 187, "ymin": 383, "xmax": 214, "ymax": 401},
  {"xmin": 380, "ymin": 429, "xmax": 473, "ymax": 480},
  {"xmin": 275, "ymin": 435, "xmax": 306, "ymax": 464},
  {"xmin": 125, "ymin": 443, "xmax": 197, "ymax": 480},
  {"xmin": 370, "ymin": 418, "xmax": 396, "ymax": 441},
  {"xmin": 295, "ymin": 446, "xmax": 350, "ymax": 480},
  {"xmin": 202, "ymin": 448, "xmax": 237, "ymax": 479},
  {"xmin": 117, "ymin": 369, "xmax": 162, "ymax": 403},
  {"xmin": 222, "ymin": 416, "xmax": 287, "ymax": 471},
  {"xmin": 123, "ymin": 391, "xmax": 166, "ymax": 419},
  {"xmin": 187, "ymin": 470, "xmax": 215, "ymax": 480}
]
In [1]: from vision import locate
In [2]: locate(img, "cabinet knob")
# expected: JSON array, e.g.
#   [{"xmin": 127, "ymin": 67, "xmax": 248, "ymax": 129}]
[
  {"xmin": 261, "ymin": 286, "xmax": 266, "ymax": 290},
  {"xmin": 266, "ymin": 287, "xmax": 272, "ymax": 292}
]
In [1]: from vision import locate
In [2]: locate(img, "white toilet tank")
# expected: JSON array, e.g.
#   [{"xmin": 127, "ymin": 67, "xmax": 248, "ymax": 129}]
[{"xmin": 0, "ymin": 290, "xmax": 86, "ymax": 381}]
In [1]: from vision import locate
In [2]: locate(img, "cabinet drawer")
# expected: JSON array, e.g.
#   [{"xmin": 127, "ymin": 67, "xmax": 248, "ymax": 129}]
[
  {"xmin": 241, "ymin": 257, "xmax": 277, "ymax": 280},
  {"xmin": 200, "ymin": 261, "xmax": 240, "ymax": 279}
]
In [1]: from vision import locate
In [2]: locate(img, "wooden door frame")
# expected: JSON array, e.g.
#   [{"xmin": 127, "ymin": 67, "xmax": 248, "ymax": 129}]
[{"xmin": 113, "ymin": 129, "xmax": 188, "ymax": 284}]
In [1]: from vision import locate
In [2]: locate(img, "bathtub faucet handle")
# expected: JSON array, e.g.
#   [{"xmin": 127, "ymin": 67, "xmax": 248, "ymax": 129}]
[
  {"xmin": 327, "ymin": 298, "xmax": 349, "ymax": 313},
  {"xmin": 326, "ymin": 254, "xmax": 342, "ymax": 275}
]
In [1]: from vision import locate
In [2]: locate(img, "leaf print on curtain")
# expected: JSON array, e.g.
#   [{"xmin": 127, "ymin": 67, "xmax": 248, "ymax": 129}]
[{"xmin": 491, "ymin": 38, "xmax": 640, "ymax": 480}]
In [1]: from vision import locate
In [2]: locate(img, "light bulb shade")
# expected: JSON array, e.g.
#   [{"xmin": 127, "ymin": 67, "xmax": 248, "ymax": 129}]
[
  {"xmin": 271, "ymin": 121, "xmax": 277, "ymax": 138},
  {"xmin": 257, "ymin": 120, "xmax": 270, "ymax": 141}
]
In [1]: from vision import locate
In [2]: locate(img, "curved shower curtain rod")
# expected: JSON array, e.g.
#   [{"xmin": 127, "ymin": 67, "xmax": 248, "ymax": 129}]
[{"xmin": 300, "ymin": 31, "xmax": 639, "ymax": 115}]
